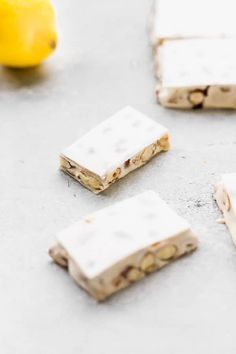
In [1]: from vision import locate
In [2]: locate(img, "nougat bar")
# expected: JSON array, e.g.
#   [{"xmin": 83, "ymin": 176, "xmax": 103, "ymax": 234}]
[
  {"xmin": 49, "ymin": 191, "xmax": 198, "ymax": 301},
  {"xmin": 155, "ymin": 39, "xmax": 236, "ymax": 109},
  {"xmin": 150, "ymin": 0, "xmax": 236, "ymax": 47},
  {"xmin": 214, "ymin": 174, "xmax": 236, "ymax": 245},
  {"xmin": 60, "ymin": 106, "xmax": 169, "ymax": 193}
]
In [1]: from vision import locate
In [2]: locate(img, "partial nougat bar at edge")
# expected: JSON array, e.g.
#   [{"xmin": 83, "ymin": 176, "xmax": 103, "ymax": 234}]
[
  {"xmin": 214, "ymin": 174, "xmax": 236, "ymax": 245},
  {"xmin": 155, "ymin": 39, "xmax": 236, "ymax": 109},
  {"xmin": 150, "ymin": 0, "xmax": 236, "ymax": 48},
  {"xmin": 60, "ymin": 106, "xmax": 169, "ymax": 193},
  {"xmin": 49, "ymin": 191, "xmax": 198, "ymax": 301}
]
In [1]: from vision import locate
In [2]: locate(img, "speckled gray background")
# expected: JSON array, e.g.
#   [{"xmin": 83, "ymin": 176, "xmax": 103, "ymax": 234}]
[{"xmin": 1, "ymin": 0, "xmax": 236, "ymax": 353}]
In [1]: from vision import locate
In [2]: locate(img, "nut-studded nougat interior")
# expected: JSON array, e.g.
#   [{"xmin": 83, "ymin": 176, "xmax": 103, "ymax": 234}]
[
  {"xmin": 60, "ymin": 134, "xmax": 169, "ymax": 194},
  {"xmin": 49, "ymin": 191, "xmax": 198, "ymax": 300}
]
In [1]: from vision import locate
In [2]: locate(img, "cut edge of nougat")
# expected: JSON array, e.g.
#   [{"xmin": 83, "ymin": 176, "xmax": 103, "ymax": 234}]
[
  {"xmin": 49, "ymin": 229, "xmax": 198, "ymax": 301},
  {"xmin": 59, "ymin": 134, "xmax": 170, "ymax": 194},
  {"xmin": 154, "ymin": 40, "xmax": 236, "ymax": 109},
  {"xmin": 49, "ymin": 242, "xmax": 106, "ymax": 300},
  {"xmin": 156, "ymin": 85, "xmax": 236, "ymax": 109},
  {"xmin": 60, "ymin": 155, "xmax": 105, "ymax": 194},
  {"xmin": 214, "ymin": 180, "xmax": 236, "ymax": 246}
]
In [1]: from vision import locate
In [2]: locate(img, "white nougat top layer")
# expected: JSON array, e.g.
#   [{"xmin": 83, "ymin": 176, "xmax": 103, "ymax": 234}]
[
  {"xmin": 153, "ymin": 0, "xmax": 236, "ymax": 40},
  {"xmin": 57, "ymin": 191, "xmax": 191, "ymax": 278},
  {"xmin": 61, "ymin": 106, "xmax": 168, "ymax": 177},
  {"xmin": 222, "ymin": 174, "xmax": 236, "ymax": 211},
  {"xmin": 158, "ymin": 39, "xmax": 236, "ymax": 87}
]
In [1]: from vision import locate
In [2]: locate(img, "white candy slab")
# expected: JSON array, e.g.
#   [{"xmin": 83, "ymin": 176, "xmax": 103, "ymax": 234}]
[
  {"xmin": 60, "ymin": 106, "xmax": 169, "ymax": 192},
  {"xmin": 50, "ymin": 191, "xmax": 198, "ymax": 300}
]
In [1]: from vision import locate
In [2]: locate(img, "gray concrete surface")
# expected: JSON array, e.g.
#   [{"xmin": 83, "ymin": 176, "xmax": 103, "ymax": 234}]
[{"xmin": 1, "ymin": 0, "xmax": 236, "ymax": 353}]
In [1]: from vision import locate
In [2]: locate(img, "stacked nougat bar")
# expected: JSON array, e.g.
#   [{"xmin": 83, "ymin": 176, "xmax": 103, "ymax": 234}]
[{"xmin": 150, "ymin": 0, "xmax": 236, "ymax": 109}]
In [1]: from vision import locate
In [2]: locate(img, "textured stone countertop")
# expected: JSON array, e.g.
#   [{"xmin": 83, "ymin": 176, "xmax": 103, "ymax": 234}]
[{"xmin": 1, "ymin": 0, "xmax": 236, "ymax": 353}]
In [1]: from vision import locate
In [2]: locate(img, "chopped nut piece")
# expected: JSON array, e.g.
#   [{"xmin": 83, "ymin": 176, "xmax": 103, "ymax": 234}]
[
  {"xmin": 49, "ymin": 244, "xmax": 68, "ymax": 267},
  {"xmin": 112, "ymin": 275, "xmax": 126, "ymax": 288},
  {"xmin": 79, "ymin": 172, "xmax": 103, "ymax": 191},
  {"xmin": 189, "ymin": 91, "xmax": 204, "ymax": 106},
  {"xmin": 140, "ymin": 145, "xmax": 154, "ymax": 162},
  {"xmin": 140, "ymin": 253, "xmax": 156, "ymax": 272},
  {"xmin": 125, "ymin": 267, "xmax": 144, "ymax": 282},
  {"xmin": 60, "ymin": 156, "xmax": 71, "ymax": 169},
  {"xmin": 113, "ymin": 168, "xmax": 121, "ymax": 179},
  {"xmin": 68, "ymin": 166, "xmax": 78, "ymax": 177},
  {"xmin": 158, "ymin": 135, "xmax": 170, "ymax": 151},
  {"xmin": 156, "ymin": 244, "xmax": 177, "ymax": 261},
  {"xmin": 131, "ymin": 152, "xmax": 141, "ymax": 166}
]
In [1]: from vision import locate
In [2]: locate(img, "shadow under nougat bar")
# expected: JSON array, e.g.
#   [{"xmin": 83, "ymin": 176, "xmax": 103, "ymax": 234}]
[
  {"xmin": 49, "ymin": 191, "xmax": 198, "ymax": 301},
  {"xmin": 60, "ymin": 106, "xmax": 169, "ymax": 193}
]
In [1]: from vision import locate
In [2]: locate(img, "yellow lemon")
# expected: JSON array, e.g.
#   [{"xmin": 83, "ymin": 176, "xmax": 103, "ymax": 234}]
[{"xmin": 0, "ymin": 0, "xmax": 57, "ymax": 67}]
